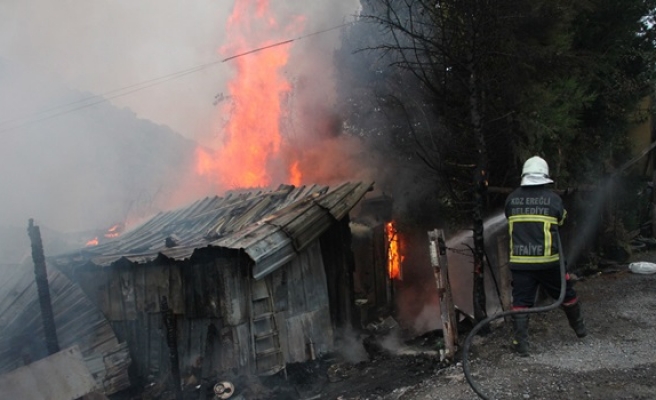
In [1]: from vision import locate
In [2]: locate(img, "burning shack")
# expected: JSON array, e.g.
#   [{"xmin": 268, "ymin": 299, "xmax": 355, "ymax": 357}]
[{"xmin": 52, "ymin": 182, "xmax": 376, "ymax": 389}]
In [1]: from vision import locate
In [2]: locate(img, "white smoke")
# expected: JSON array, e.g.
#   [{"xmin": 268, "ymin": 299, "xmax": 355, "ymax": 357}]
[
  {"xmin": 0, "ymin": 1, "xmax": 363, "ymax": 239},
  {"xmin": 0, "ymin": 0, "xmax": 361, "ymax": 141}
]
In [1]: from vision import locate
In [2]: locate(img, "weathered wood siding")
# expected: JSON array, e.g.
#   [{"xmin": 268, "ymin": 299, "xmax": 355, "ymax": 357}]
[
  {"xmin": 272, "ymin": 241, "xmax": 334, "ymax": 363},
  {"xmin": 72, "ymin": 232, "xmax": 347, "ymax": 384},
  {"xmin": 75, "ymin": 260, "xmax": 185, "ymax": 320},
  {"xmin": 320, "ymin": 217, "xmax": 356, "ymax": 329},
  {"xmin": 75, "ymin": 251, "xmax": 253, "ymax": 382},
  {"xmin": 350, "ymin": 223, "xmax": 389, "ymax": 325}
]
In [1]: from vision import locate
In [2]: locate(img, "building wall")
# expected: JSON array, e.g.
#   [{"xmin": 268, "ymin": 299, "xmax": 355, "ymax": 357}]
[
  {"xmin": 273, "ymin": 240, "xmax": 334, "ymax": 363},
  {"xmin": 74, "ymin": 239, "xmax": 339, "ymax": 384}
]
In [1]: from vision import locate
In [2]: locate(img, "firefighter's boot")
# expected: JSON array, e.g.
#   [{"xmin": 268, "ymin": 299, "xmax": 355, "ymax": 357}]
[
  {"xmin": 562, "ymin": 302, "xmax": 587, "ymax": 338},
  {"xmin": 512, "ymin": 314, "xmax": 529, "ymax": 356}
]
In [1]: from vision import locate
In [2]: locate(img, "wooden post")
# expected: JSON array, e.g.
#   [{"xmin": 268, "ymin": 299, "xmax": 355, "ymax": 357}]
[
  {"xmin": 27, "ymin": 219, "xmax": 60, "ymax": 356},
  {"xmin": 496, "ymin": 234, "xmax": 512, "ymax": 322},
  {"xmin": 428, "ymin": 229, "xmax": 458, "ymax": 362}
]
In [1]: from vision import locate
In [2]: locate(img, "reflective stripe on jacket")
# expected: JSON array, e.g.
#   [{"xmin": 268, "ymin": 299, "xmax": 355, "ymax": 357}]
[{"xmin": 504, "ymin": 186, "xmax": 565, "ymax": 270}]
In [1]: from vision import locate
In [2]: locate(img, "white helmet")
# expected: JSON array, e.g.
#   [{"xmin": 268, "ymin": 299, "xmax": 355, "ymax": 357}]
[{"xmin": 521, "ymin": 156, "xmax": 554, "ymax": 186}]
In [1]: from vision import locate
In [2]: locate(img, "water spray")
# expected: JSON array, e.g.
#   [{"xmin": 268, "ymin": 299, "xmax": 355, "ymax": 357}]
[{"xmin": 461, "ymin": 233, "xmax": 567, "ymax": 400}]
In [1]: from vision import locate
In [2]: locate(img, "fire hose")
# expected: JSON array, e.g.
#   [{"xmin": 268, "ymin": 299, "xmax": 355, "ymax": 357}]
[{"xmin": 462, "ymin": 233, "xmax": 567, "ymax": 400}]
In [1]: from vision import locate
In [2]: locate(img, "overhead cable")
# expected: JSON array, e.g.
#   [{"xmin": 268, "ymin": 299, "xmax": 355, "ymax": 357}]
[{"xmin": 0, "ymin": 21, "xmax": 354, "ymax": 134}]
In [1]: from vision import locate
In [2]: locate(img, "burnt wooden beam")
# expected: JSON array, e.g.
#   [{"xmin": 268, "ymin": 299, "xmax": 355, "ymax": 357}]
[
  {"xmin": 428, "ymin": 229, "xmax": 457, "ymax": 362},
  {"xmin": 27, "ymin": 218, "xmax": 60, "ymax": 356}
]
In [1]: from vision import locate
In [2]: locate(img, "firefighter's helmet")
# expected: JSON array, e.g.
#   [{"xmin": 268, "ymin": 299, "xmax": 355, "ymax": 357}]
[{"xmin": 521, "ymin": 156, "xmax": 554, "ymax": 186}]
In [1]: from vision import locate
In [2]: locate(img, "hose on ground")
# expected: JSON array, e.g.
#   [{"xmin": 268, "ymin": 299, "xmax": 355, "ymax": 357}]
[{"xmin": 462, "ymin": 234, "xmax": 567, "ymax": 400}]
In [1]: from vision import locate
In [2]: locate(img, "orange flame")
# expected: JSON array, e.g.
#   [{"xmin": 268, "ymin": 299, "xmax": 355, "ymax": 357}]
[
  {"xmin": 386, "ymin": 221, "xmax": 403, "ymax": 280},
  {"xmin": 196, "ymin": 0, "xmax": 305, "ymax": 190},
  {"xmin": 104, "ymin": 224, "xmax": 121, "ymax": 239},
  {"xmin": 86, "ymin": 237, "xmax": 99, "ymax": 247},
  {"xmin": 289, "ymin": 160, "xmax": 302, "ymax": 186}
]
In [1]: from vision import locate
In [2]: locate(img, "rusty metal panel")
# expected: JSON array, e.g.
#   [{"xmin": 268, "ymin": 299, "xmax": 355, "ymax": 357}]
[{"xmin": 0, "ymin": 346, "xmax": 97, "ymax": 400}]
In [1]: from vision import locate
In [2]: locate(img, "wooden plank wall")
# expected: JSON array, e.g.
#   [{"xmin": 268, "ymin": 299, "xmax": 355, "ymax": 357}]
[
  {"xmin": 277, "ymin": 241, "xmax": 334, "ymax": 364},
  {"xmin": 320, "ymin": 218, "xmax": 356, "ymax": 329},
  {"xmin": 75, "ymin": 261, "xmax": 185, "ymax": 321},
  {"xmin": 349, "ymin": 222, "xmax": 389, "ymax": 325},
  {"xmin": 76, "ymin": 253, "xmax": 254, "ymax": 384},
  {"xmin": 73, "ymin": 241, "xmax": 341, "ymax": 384}
]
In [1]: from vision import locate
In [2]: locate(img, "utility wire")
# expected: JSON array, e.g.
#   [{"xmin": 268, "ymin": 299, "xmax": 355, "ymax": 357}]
[
  {"xmin": 0, "ymin": 21, "xmax": 354, "ymax": 134},
  {"xmin": 0, "ymin": 61, "xmax": 219, "ymax": 130},
  {"xmin": 0, "ymin": 62, "xmax": 219, "ymax": 133}
]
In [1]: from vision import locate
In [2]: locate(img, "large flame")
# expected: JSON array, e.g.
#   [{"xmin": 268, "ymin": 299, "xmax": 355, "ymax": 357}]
[
  {"xmin": 386, "ymin": 221, "xmax": 404, "ymax": 280},
  {"xmin": 196, "ymin": 0, "xmax": 305, "ymax": 190}
]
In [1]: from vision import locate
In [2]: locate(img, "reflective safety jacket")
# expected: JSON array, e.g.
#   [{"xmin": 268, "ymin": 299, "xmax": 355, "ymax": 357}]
[{"xmin": 504, "ymin": 185, "xmax": 566, "ymax": 270}]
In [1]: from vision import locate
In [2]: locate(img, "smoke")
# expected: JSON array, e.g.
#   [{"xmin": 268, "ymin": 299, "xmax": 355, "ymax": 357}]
[
  {"xmin": 0, "ymin": 1, "xmax": 364, "ymax": 240},
  {"xmin": 0, "ymin": 0, "xmax": 231, "ymax": 140},
  {"xmin": 334, "ymin": 327, "xmax": 369, "ymax": 363}
]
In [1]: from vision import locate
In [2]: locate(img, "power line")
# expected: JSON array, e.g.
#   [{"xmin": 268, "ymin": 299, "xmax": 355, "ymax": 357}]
[
  {"xmin": 0, "ymin": 21, "xmax": 354, "ymax": 134},
  {"xmin": 222, "ymin": 22, "xmax": 352, "ymax": 62},
  {"xmin": 0, "ymin": 61, "xmax": 221, "ymax": 133}
]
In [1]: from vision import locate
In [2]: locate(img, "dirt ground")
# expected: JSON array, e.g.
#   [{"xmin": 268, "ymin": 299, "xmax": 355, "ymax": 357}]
[{"xmin": 248, "ymin": 251, "xmax": 656, "ymax": 400}]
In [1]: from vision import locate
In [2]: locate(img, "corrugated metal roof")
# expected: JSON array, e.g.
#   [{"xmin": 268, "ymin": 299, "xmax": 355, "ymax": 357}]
[{"xmin": 56, "ymin": 182, "xmax": 373, "ymax": 279}]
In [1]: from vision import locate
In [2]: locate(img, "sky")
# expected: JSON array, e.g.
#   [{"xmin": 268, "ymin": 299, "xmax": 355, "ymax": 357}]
[{"xmin": 0, "ymin": 0, "xmax": 361, "ymax": 142}]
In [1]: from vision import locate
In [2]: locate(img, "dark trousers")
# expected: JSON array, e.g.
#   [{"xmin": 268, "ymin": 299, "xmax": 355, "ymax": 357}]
[{"xmin": 511, "ymin": 268, "xmax": 578, "ymax": 308}]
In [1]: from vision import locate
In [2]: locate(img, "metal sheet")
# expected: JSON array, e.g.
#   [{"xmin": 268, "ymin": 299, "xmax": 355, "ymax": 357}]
[
  {"xmin": 0, "ymin": 346, "xmax": 97, "ymax": 400},
  {"xmin": 0, "ymin": 267, "xmax": 131, "ymax": 395},
  {"xmin": 56, "ymin": 182, "xmax": 375, "ymax": 281}
]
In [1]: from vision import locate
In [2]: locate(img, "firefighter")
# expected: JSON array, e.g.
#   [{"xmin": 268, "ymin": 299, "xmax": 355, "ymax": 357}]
[{"xmin": 504, "ymin": 156, "xmax": 587, "ymax": 356}]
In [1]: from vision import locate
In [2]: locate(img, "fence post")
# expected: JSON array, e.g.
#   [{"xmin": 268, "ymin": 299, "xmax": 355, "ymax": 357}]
[
  {"xmin": 28, "ymin": 219, "xmax": 60, "ymax": 356},
  {"xmin": 428, "ymin": 229, "xmax": 458, "ymax": 362}
]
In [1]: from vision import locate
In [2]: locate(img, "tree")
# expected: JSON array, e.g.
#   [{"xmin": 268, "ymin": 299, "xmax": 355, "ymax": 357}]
[{"xmin": 336, "ymin": 0, "xmax": 656, "ymax": 322}]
